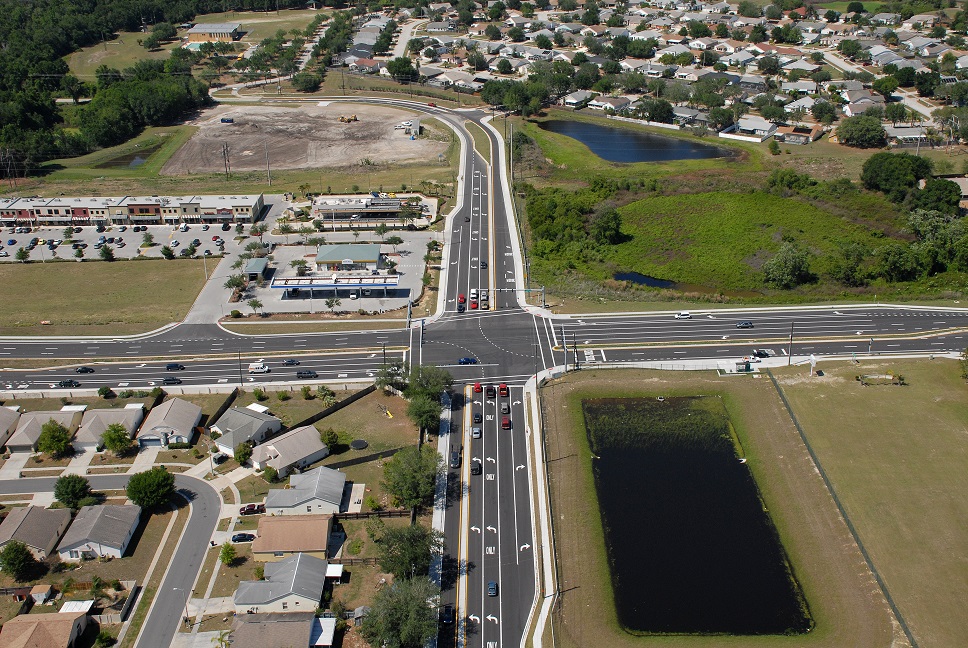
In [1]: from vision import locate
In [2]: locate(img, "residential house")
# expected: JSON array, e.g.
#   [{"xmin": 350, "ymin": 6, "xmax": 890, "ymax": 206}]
[
  {"xmin": 251, "ymin": 515, "xmax": 333, "ymax": 561},
  {"xmin": 0, "ymin": 406, "xmax": 20, "ymax": 448},
  {"xmin": 739, "ymin": 74, "xmax": 768, "ymax": 92},
  {"xmin": 735, "ymin": 115, "xmax": 778, "ymax": 138},
  {"xmin": 56, "ymin": 505, "xmax": 142, "ymax": 562},
  {"xmin": 688, "ymin": 37, "xmax": 718, "ymax": 50},
  {"xmin": 6, "ymin": 410, "xmax": 81, "ymax": 453},
  {"xmin": 349, "ymin": 58, "xmax": 381, "ymax": 74},
  {"xmin": 264, "ymin": 465, "xmax": 347, "ymax": 516},
  {"xmin": 229, "ymin": 613, "xmax": 323, "ymax": 648},
  {"xmin": 782, "ymin": 59, "xmax": 820, "ymax": 73},
  {"xmin": 425, "ymin": 21, "xmax": 456, "ymax": 32},
  {"xmin": 781, "ymin": 80, "xmax": 818, "ymax": 95},
  {"xmin": 785, "ymin": 95, "xmax": 818, "ymax": 112},
  {"xmin": 673, "ymin": 106, "xmax": 701, "ymax": 125},
  {"xmin": 775, "ymin": 124, "xmax": 823, "ymax": 145},
  {"xmin": 211, "ymin": 406, "xmax": 282, "ymax": 456},
  {"xmin": 563, "ymin": 90, "xmax": 596, "ymax": 108},
  {"xmin": 250, "ymin": 425, "xmax": 329, "ymax": 478},
  {"xmin": 588, "ymin": 96, "xmax": 631, "ymax": 112},
  {"xmin": 0, "ymin": 506, "xmax": 71, "ymax": 560},
  {"xmin": 723, "ymin": 50, "xmax": 755, "ymax": 67},
  {"xmin": 73, "ymin": 405, "xmax": 144, "ymax": 452},
  {"xmin": 886, "ymin": 124, "xmax": 930, "ymax": 146},
  {"xmin": 870, "ymin": 13, "xmax": 900, "ymax": 25},
  {"xmin": 136, "ymin": 398, "xmax": 202, "ymax": 448},
  {"xmin": 234, "ymin": 553, "xmax": 328, "ymax": 614},
  {"xmin": 0, "ymin": 610, "xmax": 88, "ymax": 648},
  {"xmin": 903, "ymin": 14, "xmax": 937, "ymax": 29}
]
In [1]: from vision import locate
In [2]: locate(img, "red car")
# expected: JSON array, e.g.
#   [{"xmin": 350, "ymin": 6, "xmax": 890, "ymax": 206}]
[
  {"xmin": 473, "ymin": 382, "xmax": 482, "ymax": 393},
  {"xmin": 498, "ymin": 383, "xmax": 509, "ymax": 397},
  {"xmin": 428, "ymin": 102, "xmax": 437, "ymax": 107},
  {"xmin": 501, "ymin": 416, "xmax": 511, "ymax": 430},
  {"xmin": 470, "ymin": 300, "xmax": 478, "ymax": 309},
  {"xmin": 239, "ymin": 503, "xmax": 265, "ymax": 516},
  {"xmin": 212, "ymin": 235, "xmax": 220, "ymax": 241},
  {"xmin": 458, "ymin": 293, "xmax": 466, "ymax": 304}
]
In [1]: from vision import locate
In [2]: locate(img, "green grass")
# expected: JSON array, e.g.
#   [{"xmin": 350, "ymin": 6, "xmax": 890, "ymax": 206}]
[
  {"xmin": 816, "ymin": 1, "xmax": 858, "ymax": 11},
  {"xmin": 465, "ymin": 120, "xmax": 491, "ymax": 164},
  {"xmin": 775, "ymin": 359, "xmax": 968, "ymax": 648},
  {"xmin": 0, "ymin": 258, "xmax": 207, "ymax": 336},
  {"xmin": 193, "ymin": 8, "xmax": 325, "ymax": 42},
  {"xmin": 605, "ymin": 191, "xmax": 889, "ymax": 290},
  {"xmin": 67, "ymin": 32, "xmax": 182, "ymax": 79},
  {"xmin": 45, "ymin": 126, "xmax": 196, "ymax": 179}
]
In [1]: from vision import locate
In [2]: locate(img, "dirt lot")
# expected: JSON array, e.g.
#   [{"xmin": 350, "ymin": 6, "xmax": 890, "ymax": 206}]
[
  {"xmin": 162, "ymin": 104, "xmax": 450, "ymax": 175},
  {"xmin": 542, "ymin": 369, "xmax": 900, "ymax": 648}
]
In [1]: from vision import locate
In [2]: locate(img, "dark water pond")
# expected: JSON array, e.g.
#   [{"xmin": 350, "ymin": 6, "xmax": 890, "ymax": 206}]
[
  {"xmin": 613, "ymin": 270, "xmax": 763, "ymax": 298},
  {"xmin": 539, "ymin": 120, "xmax": 730, "ymax": 163},
  {"xmin": 583, "ymin": 397, "xmax": 810, "ymax": 635},
  {"xmin": 95, "ymin": 143, "xmax": 162, "ymax": 169}
]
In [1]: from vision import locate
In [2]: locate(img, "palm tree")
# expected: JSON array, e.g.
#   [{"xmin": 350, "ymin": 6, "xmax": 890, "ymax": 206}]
[
  {"xmin": 247, "ymin": 299, "xmax": 263, "ymax": 316},
  {"xmin": 297, "ymin": 183, "xmax": 311, "ymax": 198},
  {"xmin": 374, "ymin": 223, "xmax": 389, "ymax": 241},
  {"xmin": 325, "ymin": 297, "xmax": 341, "ymax": 313},
  {"xmin": 279, "ymin": 223, "xmax": 295, "ymax": 244}
]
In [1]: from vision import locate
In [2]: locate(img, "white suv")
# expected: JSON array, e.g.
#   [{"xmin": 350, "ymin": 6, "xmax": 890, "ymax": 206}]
[{"xmin": 674, "ymin": 311, "xmax": 692, "ymax": 320}]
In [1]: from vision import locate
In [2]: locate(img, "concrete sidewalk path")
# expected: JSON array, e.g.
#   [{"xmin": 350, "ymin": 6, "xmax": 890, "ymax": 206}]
[{"xmin": 0, "ymin": 453, "xmax": 29, "ymax": 480}]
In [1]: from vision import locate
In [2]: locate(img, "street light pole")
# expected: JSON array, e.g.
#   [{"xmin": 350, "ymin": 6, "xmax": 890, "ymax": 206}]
[
  {"xmin": 173, "ymin": 587, "xmax": 191, "ymax": 626},
  {"xmin": 787, "ymin": 322, "xmax": 795, "ymax": 366}
]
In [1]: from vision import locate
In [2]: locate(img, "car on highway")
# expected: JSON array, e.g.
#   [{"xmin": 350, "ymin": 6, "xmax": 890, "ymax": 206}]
[
  {"xmin": 470, "ymin": 301, "xmax": 478, "ymax": 309},
  {"xmin": 498, "ymin": 383, "xmax": 509, "ymax": 397},
  {"xmin": 450, "ymin": 449, "xmax": 461, "ymax": 469},
  {"xmin": 75, "ymin": 366, "xmax": 95, "ymax": 373},
  {"xmin": 500, "ymin": 402, "xmax": 509, "ymax": 414},
  {"xmin": 473, "ymin": 412, "xmax": 482, "ymax": 424},
  {"xmin": 752, "ymin": 349, "xmax": 772, "ymax": 358},
  {"xmin": 736, "ymin": 321, "xmax": 754, "ymax": 329},
  {"xmin": 457, "ymin": 293, "xmax": 466, "ymax": 304},
  {"xmin": 501, "ymin": 416, "xmax": 511, "ymax": 430},
  {"xmin": 231, "ymin": 533, "xmax": 255, "ymax": 543},
  {"xmin": 471, "ymin": 462, "xmax": 482, "ymax": 476},
  {"xmin": 473, "ymin": 382, "xmax": 482, "ymax": 393},
  {"xmin": 427, "ymin": 102, "xmax": 437, "ymax": 107},
  {"xmin": 296, "ymin": 370, "xmax": 318, "ymax": 379},
  {"xmin": 487, "ymin": 581, "xmax": 498, "ymax": 597},
  {"xmin": 675, "ymin": 311, "xmax": 692, "ymax": 319},
  {"xmin": 239, "ymin": 503, "xmax": 266, "ymax": 516},
  {"xmin": 485, "ymin": 385, "xmax": 496, "ymax": 398},
  {"xmin": 282, "ymin": 359, "xmax": 300, "ymax": 366},
  {"xmin": 464, "ymin": 215, "xmax": 470, "ymax": 222},
  {"xmin": 457, "ymin": 304, "xmax": 465, "ymax": 313},
  {"xmin": 481, "ymin": 260, "xmax": 487, "ymax": 269},
  {"xmin": 166, "ymin": 363, "xmax": 185, "ymax": 371},
  {"xmin": 472, "ymin": 426, "xmax": 481, "ymax": 439},
  {"xmin": 57, "ymin": 379, "xmax": 81, "ymax": 388},
  {"xmin": 162, "ymin": 376, "xmax": 182, "ymax": 385},
  {"xmin": 439, "ymin": 604, "xmax": 455, "ymax": 625},
  {"xmin": 458, "ymin": 357, "xmax": 477, "ymax": 365}
]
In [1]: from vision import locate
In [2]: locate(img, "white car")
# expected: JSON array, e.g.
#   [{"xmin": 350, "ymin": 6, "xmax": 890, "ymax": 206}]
[
  {"xmin": 674, "ymin": 311, "xmax": 692, "ymax": 319},
  {"xmin": 394, "ymin": 124, "xmax": 407, "ymax": 130},
  {"xmin": 0, "ymin": 251, "xmax": 8, "ymax": 257}
]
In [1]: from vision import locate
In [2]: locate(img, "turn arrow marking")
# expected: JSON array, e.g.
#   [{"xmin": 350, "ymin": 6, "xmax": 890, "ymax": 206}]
[
  {"xmin": 471, "ymin": 526, "xmax": 481, "ymax": 533},
  {"xmin": 513, "ymin": 400, "xmax": 521, "ymax": 406},
  {"xmin": 468, "ymin": 614, "xmax": 481, "ymax": 624},
  {"xmin": 486, "ymin": 615, "xmax": 499, "ymax": 624},
  {"xmin": 515, "ymin": 464, "xmax": 525, "ymax": 471},
  {"xmin": 520, "ymin": 543, "xmax": 531, "ymax": 551},
  {"xmin": 486, "ymin": 457, "xmax": 496, "ymax": 463},
  {"xmin": 486, "ymin": 525, "xmax": 497, "ymax": 533}
]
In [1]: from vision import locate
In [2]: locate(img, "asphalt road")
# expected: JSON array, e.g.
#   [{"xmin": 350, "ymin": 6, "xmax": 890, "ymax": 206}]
[
  {"xmin": 3, "ymin": 101, "xmax": 968, "ymax": 648},
  {"xmin": 0, "ymin": 475, "xmax": 220, "ymax": 647}
]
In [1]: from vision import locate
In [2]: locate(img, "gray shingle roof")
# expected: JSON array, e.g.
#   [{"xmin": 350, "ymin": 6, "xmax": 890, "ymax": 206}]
[
  {"xmin": 251, "ymin": 425, "xmax": 327, "ymax": 471},
  {"xmin": 212, "ymin": 407, "xmax": 281, "ymax": 449},
  {"xmin": 265, "ymin": 465, "xmax": 346, "ymax": 509},
  {"xmin": 234, "ymin": 553, "xmax": 327, "ymax": 606},
  {"xmin": 139, "ymin": 398, "xmax": 202, "ymax": 439},
  {"xmin": 57, "ymin": 505, "xmax": 142, "ymax": 551},
  {"xmin": 75, "ymin": 407, "xmax": 144, "ymax": 446},
  {"xmin": 8, "ymin": 411, "xmax": 78, "ymax": 448},
  {"xmin": 0, "ymin": 506, "xmax": 71, "ymax": 552}
]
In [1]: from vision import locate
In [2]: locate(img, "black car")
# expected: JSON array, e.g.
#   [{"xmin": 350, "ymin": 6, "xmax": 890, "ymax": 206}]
[
  {"xmin": 282, "ymin": 359, "xmax": 300, "ymax": 366},
  {"xmin": 221, "ymin": 222, "xmax": 231, "ymax": 231},
  {"xmin": 457, "ymin": 303, "xmax": 466, "ymax": 313},
  {"xmin": 473, "ymin": 412, "xmax": 482, "ymax": 424},
  {"xmin": 191, "ymin": 239, "xmax": 201, "ymax": 247},
  {"xmin": 162, "ymin": 376, "xmax": 182, "ymax": 385},
  {"xmin": 751, "ymin": 349, "xmax": 771, "ymax": 358},
  {"xmin": 471, "ymin": 462, "xmax": 482, "ymax": 476},
  {"xmin": 166, "ymin": 363, "xmax": 185, "ymax": 371},
  {"xmin": 75, "ymin": 366, "xmax": 95, "ymax": 374},
  {"xmin": 450, "ymin": 449, "xmax": 461, "ymax": 469},
  {"xmin": 736, "ymin": 321, "xmax": 754, "ymax": 329},
  {"xmin": 212, "ymin": 453, "xmax": 229, "ymax": 465},
  {"xmin": 439, "ymin": 604, "xmax": 455, "ymax": 625},
  {"xmin": 57, "ymin": 379, "xmax": 80, "ymax": 388},
  {"xmin": 231, "ymin": 533, "xmax": 255, "ymax": 543},
  {"xmin": 481, "ymin": 260, "xmax": 488, "ymax": 269},
  {"xmin": 296, "ymin": 370, "xmax": 318, "ymax": 379}
]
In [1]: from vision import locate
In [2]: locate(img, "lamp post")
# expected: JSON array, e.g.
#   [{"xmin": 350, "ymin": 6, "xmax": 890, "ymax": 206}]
[{"xmin": 173, "ymin": 587, "xmax": 191, "ymax": 626}]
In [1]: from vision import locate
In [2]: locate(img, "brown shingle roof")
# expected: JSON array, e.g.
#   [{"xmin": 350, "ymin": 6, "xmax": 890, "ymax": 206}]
[
  {"xmin": 252, "ymin": 515, "xmax": 333, "ymax": 555},
  {"xmin": 0, "ymin": 610, "xmax": 85, "ymax": 648}
]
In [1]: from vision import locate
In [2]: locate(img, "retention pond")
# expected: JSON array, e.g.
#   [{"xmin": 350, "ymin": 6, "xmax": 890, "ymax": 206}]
[
  {"xmin": 582, "ymin": 396, "xmax": 810, "ymax": 635},
  {"xmin": 539, "ymin": 119, "xmax": 730, "ymax": 163}
]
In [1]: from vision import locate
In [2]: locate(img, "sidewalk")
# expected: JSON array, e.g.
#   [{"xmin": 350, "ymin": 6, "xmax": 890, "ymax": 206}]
[
  {"xmin": 63, "ymin": 450, "xmax": 96, "ymax": 476},
  {"xmin": 0, "ymin": 453, "xmax": 29, "ymax": 480},
  {"xmin": 126, "ymin": 447, "xmax": 161, "ymax": 474}
]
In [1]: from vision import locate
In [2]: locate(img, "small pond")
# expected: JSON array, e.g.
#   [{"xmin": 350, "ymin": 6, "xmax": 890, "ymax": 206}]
[
  {"xmin": 95, "ymin": 142, "xmax": 163, "ymax": 169},
  {"xmin": 539, "ymin": 120, "xmax": 730, "ymax": 163},
  {"xmin": 613, "ymin": 270, "xmax": 763, "ymax": 298},
  {"xmin": 582, "ymin": 396, "xmax": 811, "ymax": 635}
]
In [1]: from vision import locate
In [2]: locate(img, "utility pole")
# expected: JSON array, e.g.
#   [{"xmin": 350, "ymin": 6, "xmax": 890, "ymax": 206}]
[
  {"xmin": 222, "ymin": 143, "xmax": 231, "ymax": 179},
  {"xmin": 561, "ymin": 324, "xmax": 567, "ymax": 371},
  {"xmin": 264, "ymin": 140, "xmax": 271, "ymax": 186},
  {"xmin": 787, "ymin": 322, "xmax": 795, "ymax": 366}
]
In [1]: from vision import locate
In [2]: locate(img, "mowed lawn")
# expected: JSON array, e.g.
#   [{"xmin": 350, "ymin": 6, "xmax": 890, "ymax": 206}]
[
  {"xmin": 0, "ymin": 259, "xmax": 206, "ymax": 335},
  {"xmin": 775, "ymin": 359, "xmax": 968, "ymax": 648},
  {"xmin": 67, "ymin": 31, "xmax": 181, "ymax": 79},
  {"xmin": 608, "ymin": 191, "xmax": 891, "ymax": 290}
]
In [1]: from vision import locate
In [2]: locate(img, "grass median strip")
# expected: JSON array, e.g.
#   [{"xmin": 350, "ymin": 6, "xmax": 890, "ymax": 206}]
[{"xmin": 465, "ymin": 120, "xmax": 491, "ymax": 164}]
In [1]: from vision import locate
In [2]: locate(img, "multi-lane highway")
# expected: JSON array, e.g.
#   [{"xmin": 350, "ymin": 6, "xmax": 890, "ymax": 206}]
[{"xmin": 2, "ymin": 101, "xmax": 968, "ymax": 648}]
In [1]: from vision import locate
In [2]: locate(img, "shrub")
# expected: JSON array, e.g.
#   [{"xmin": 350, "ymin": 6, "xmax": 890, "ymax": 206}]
[
  {"xmin": 301, "ymin": 385, "xmax": 313, "ymax": 400},
  {"xmin": 253, "ymin": 388, "xmax": 267, "ymax": 401},
  {"xmin": 118, "ymin": 390, "xmax": 134, "ymax": 399},
  {"xmin": 167, "ymin": 442, "xmax": 192, "ymax": 450},
  {"xmin": 364, "ymin": 495, "xmax": 383, "ymax": 511},
  {"xmin": 263, "ymin": 466, "xmax": 278, "ymax": 483},
  {"xmin": 277, "ymin": 391, "xmax": 291, "ymax": 401},
  {"xmin": 234, "ymin": 443, "xmax": 252, "ymax": 465},
  {"xmin": 149, "ymin": 387, "xmax": 163, "ymax": 400},
  {"xmin": 230, "ymin": 310, "xmax": 243, "ymax": 318},
  {"xmin": 210, "ymin": 430, "xmax": 221, "ymax": 440},
  {"xmin": 98, "ymin": 386, "xmax": 115, "ymax": 399},
  {"xmin": 95, "ymin": 630, "xmax": 116, "ymax": 648}
]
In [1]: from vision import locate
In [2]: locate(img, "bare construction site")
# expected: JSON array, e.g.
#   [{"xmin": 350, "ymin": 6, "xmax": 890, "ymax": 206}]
[{"xmin": 161, "ymin": 103, "xmax": 450, "ymax": 175}]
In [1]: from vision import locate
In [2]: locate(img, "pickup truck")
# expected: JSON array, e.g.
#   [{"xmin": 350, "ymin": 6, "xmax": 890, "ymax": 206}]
[{"xmin": 239, "ymin": 503, "xmax": 266, "ymax": 516}]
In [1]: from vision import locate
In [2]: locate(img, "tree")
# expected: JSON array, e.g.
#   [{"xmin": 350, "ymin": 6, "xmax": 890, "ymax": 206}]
[
  {"xmin": 884, "ymin": 102, "xmax": 908, "ymax": 125},
  {"xmin": 811, "ymin": 101, "xmax": 837, "ymax": 125},
  {"xmin": 126, "ymin": 467, "xmax": 176, "ymax": 509},
  {"xmin": 838, "ymin": 39, "xmax": 862, "ymax": 59},
  {"xmin": 763, "ymin": 242, "xmax": 813, "ymax": 289},
  {"xmin": 405, "ymin": 365, "xmax": 453, "ymax": 401},
  {"xmin": 836, "ymin": 115, "xmax": 886, "ymax": 148},
  {"xmin": 0, "ymin": 541, "xmax": 38, "ymax": 582},
  {"xmin": 224, "ymin": 274, "xmax": 246, "ymax": 292},
  {"xmin": 406, "ymin": 395, "xmax": 442, "ymax": 433},
  {"xmin": 871, "ymin": 77, "xmax": 898, "ymax": 100},
  {"xmin": 386, "ymin": 57, "xmax": 418, "ymax": 82},
  {"xmin": 292, "ymin": 72, "xmax": 322, "ymax": 92},
  {"xmin": 485, "ymin": 24, "xmax": 502, "ymax": 40},
  {"xmin": 235, "ymin": 443, "xmax": 252, "ymax": 465},
  {"xmin": 15, "ymin": 247, "xmax": 29, "ymax": 263},
  {"xmin": 369, "ymin": 521, "xmax": 444, "ymax": 578},
  {"xmin": 320, "ymin": 428, "xmax": 339, "ymax": 448},
  {"xmin": 913, "ymin": 178, "xmax": 962, "ymax": 214},
  {"xmin": 61, "ymin": 74, "xmax": 87, "ymax": 104},
  {"xmin": 590, "ymin": 204, "xmax": 622, "ymax": 244},
  {"xmin": 829, "ymin": 241, "xmax": 870, "ymax": 287},
  {"xmin": 142, "ymin": 232, "xmax": 155, "ymax": 247},
  {"xmin": 374, "ymin": 223, "xmax": 389, "ymax": 240},
  {"xmin": 381, "ymin": 445, "xmax": 443, "ymax": 509},
  {"xmin": 247, "ymin": 299, "xmax": 263, "ymax": 316},
  {"xmin": 161, "ymin": 245, "xmax": 175, "ymax": 259},
  {"xmin": 376, "ymin": 359, "xmax": 408, "ymax": 392},
  {"xmin": 385, "ymin": 235, "xmax": 404, "ymax": 252},
  {"xmin": 38, "ymin": 419, "xmax": 72, "ymax": 457},
  {"xmin": 846, "ymin": 1, "xmax": 865, "ymax": 13},
  {"xmin": 497, "ymin": 58, "xmax": 514, "ymax": 75},
  {"xmin": 738, "ymin": 0, "xmax": 761, "ymax": 17},
  {"xmin": 861, "ymin": 152, "xmax": 932, "ymax": 201},
  {"xmin": 102, "ymin": 422, "xmax": 133, "ymax": 456},
  {"xmin": 324, "ymin": 297, "xmax": 341, "ymax": 312},
  {"xmin": 54, "ymin": 474, "xmax": 92, "ymax": 509},
  {"xmin": 220, "ymin": 542, "xmax": 237, "ymax": 566},
  {"xmin": 362, "ymin": 577, "xmax": 438, "ymax": 648},
  {"xmin": 262, "ymin": 465, "xmax": 278, "ymax": 483}
]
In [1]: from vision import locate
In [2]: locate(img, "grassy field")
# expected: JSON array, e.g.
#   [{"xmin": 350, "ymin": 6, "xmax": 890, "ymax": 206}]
[
  {"xmin": 542, "ymin": 369, "xmax": 898, "ymax": 648},
  {"xmin": 44, "ymin": 126, "xmax": 197, "ymax": 178},
  {"xmin": 67, "ymin": 32, "xmax": 182, "ymax": 79},
  {"xmin": 221, "ymin": 321, "xmax": 407, "ymax": 334},
  {"xmin": 604, "ymin": 191, "xmax": 896, "ymax": 291},
  {"xmin": 193, "ymin": 8, "xmax": 323, "ymax": 42},
  {"xmin": 774, "ymin": 358, "xmax": 968, "ymax": 648},
  {"xmin": 0, "ymin": 259, "xmax": 206, "ymax": 336}
]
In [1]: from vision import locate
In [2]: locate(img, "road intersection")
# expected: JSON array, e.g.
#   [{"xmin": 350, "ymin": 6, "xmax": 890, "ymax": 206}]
[{"xmin": 2, "ymin": 101, "xmax": 968, "ymax": 648}]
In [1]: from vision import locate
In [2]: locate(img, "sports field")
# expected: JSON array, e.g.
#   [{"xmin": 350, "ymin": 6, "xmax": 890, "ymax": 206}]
[{"xmin": 541, "ymin": 368, "xmax": 903, "ymax": 648}]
